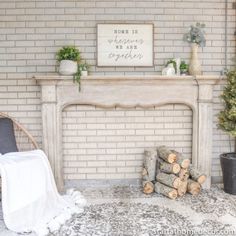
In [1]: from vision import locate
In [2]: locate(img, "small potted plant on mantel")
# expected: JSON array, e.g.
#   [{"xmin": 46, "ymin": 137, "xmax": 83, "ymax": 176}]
[
  {"xmin": 180, "ymin": 61, "xmax": 189, "ymax": 75},
  {"xmin": 218, "ymin": 70, "xmax": 236, "ymax": 195},
  {"xmin": 57, "ymin": 46, "xmax": 81, "ymax": 75},
  {"xmin": 78, "ymin": 62, "xmax": 89, "ymax": 77},
  {"xmin": 56, "ymin": 46, "xmax": 90, "ymax": 90}
]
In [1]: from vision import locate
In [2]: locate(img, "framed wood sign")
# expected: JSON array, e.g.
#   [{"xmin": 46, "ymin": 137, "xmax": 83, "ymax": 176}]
[{"xmin": 97, "ymin": 23, "xmax": 154, "ymax": 67}]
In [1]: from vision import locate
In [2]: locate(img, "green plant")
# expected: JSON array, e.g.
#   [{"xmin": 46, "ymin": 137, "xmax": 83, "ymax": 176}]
[
  {"xmin": 180, "ymin": 61, "xmax": 188, "ymax": 72},
  {"xmin": 166, "ymin": 59, "xmax": 177, "ymax": 73},
  {"xmin": 183, "ymin": 22, "xmax": 206, "ymax": 47},
  {"xmin": 56, "ymin": 46, "xmax": 81, "ymax": 62},
  {"xmin": 56, "ymin": 46, "xmax": 87, "ymax": 91},
  {"xmin": 73, "ymin": 63, "xmax": 90, "ymax": 91},
  {"xmin": 73, "ymin": 66, "xmax": 81, "ymax": 91},
  {"xmin": 218, "ymin": 70, "xmax": 236, "ymax": 151},
  {"xmin": 78, "ymin": 62, "xmax": 89, "ymax": 72}
]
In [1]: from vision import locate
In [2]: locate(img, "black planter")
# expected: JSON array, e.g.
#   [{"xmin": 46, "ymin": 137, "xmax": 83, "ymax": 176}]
[{"xmin": 220, "ymin": 152, "xmax": 236, "ymax": 195}]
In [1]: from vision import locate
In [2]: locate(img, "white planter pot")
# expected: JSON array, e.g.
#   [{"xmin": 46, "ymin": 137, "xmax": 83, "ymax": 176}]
[
  {"xmin": 81, "ymin": 70, "xmax": 88, "ymax": 76},
  {"xmin": 59, "ymin": 60, "xmax": 77, "ymax": 75}
]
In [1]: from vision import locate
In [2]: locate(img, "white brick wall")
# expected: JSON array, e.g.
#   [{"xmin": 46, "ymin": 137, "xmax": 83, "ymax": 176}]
[
  {"xmin": 62, "ymin": 105, "xmax": 192, "ymax": 180},
  {"xmin": 0, "ymin": 0, "xmax": 235, "ymax": 183}
]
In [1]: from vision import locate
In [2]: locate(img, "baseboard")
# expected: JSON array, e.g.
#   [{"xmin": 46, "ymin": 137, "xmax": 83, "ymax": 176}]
[
  {"xmin": 65, "ymin": 179, "xmax": 141, "ymax": 189},
  {"xmin": 65, "ymin": 177, "xmax": 223, "ymax": 189},
  {"xmin": 211, "ymin": 176, "xmax": 223, "ymax": 184}
]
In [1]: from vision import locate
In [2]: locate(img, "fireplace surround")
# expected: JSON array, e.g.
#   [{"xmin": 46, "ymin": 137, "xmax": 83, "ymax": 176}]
[{"xmin": 35, "ymin": 75, "xmax": 219, "ymax": 191}]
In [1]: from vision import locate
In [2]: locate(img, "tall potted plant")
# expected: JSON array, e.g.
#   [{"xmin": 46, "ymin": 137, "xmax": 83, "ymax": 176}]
[
  {"xmin": 218, "ymin": 70, "xmax": 236, "ymax": 194},
  {"xmin": 183, "ymin": 23, "xmax": 206, "ymax": 76},
  {"xmin": 57, "ymin": 46, "xmax": 81, "ymax": 75}
]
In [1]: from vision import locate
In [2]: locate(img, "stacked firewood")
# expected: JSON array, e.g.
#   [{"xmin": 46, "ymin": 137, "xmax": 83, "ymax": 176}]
[{"xmin": 142, "ymin": 146, "xmax": 206, "ymax": 199}]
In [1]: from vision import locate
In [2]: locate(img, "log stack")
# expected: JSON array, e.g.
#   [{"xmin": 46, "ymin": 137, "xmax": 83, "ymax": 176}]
[{"xmin": 142, "ymin": 146, "xmax": 207, "ymax": 199}]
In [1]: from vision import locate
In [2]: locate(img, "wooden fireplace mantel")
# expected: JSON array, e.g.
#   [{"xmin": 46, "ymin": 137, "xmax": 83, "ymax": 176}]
[
  {"xmin": 35, "ymin": 74, "xmax": 220, "ymax": 84},
  {"xmin": 35, "ymin": 74, "xmax": 221, "ymax": 192}
]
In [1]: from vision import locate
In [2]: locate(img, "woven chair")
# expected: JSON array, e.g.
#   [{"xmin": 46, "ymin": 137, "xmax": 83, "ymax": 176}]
[{"xmin": 0, "ymin": 112, "xmax": 39, "ymax": 152}]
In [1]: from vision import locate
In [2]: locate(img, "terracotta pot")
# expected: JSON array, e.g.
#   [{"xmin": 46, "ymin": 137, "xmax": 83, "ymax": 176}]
[
  {"xmin": 59, "ymin": 60, "xmax": 77, "ymax": 75},
  {"xmin": 189, "ymin": 43, "xmax": 202, "ymax": 76}
]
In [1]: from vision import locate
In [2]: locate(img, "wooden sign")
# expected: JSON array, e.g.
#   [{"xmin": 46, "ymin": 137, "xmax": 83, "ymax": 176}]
[{"xmin": 97, "ymin": 24, "xmax": 154, "ymax": 67}]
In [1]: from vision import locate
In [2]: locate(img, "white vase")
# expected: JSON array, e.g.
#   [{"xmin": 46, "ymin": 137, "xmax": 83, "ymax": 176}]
[
  {"xmin": 59, "ymin": 60, "xmax": 77, "ymax": 75},
  {"xmin": 81, "ymin": 70, "xmax": 88, "ymax": 76},
  {"xmin": 162, "ymin": 63, "xmax": 175, "ymax": 76},
  {"xmin": 189, "ymin": 43, "xmax": 201, "ymax": 76}
]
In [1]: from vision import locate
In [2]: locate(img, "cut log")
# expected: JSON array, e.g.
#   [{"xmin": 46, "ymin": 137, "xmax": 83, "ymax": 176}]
[
  {"xmin": 178, "ymin": 168, "xmax": 190, "ymax": 181},
  {"xmin": 177, "ymin": 180, "xmax": 188, "ymax": 196},
  {"xmin": 143, "ymin": 148, "xmax": 157, "ymax": 181},
  {"xmin": 159, "ymin": 161, "xmax": 181, "ymax": 174},
  {"xmin": 187, "ymin": 179, "xmax": 201, "ymax": 196},
  {"xmin": 156, "ymin": 172, "xmax": 181, "ymax": 189},
  {"xmin": 142, "ymin": 168, "xmax": 148, "ymax": 177},
  {"xmin": 142, "ymin": 181, "xmax": 154, "ymax": 194},
  {"xmin": 171, "ymin": 150, "xmax": 190, "ymax": 169},
  {"xmin": 189, "ymin": 166, "xmax": 206, "ymax": 184},
  {"xmin": 156, "ymin": 156, "xmax": 164, "ymax": 176},
  {"xmin": 155, "ymin": 182, "xmax": 178, "ymax": 200},
  {"xmin": 157, "ymin": 146, "xmax": 177, "ymax": 164}
]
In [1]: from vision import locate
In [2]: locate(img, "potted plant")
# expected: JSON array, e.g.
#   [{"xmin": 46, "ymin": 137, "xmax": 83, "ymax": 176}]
[
  {"xmin": 218, "ymin": 70, "xmax": 236, "ymax": 195},
  {"xmin": 72, "ymin": 63, "xmax": 90, "ymax": 91},
  {"xmin": 79, "ymin": 62, "xmax": 89, "ymax": 77},
  {"xmin": 57, "ymin": 46, "xmax": 81, "ymax": 75},
  {"xmin": 166, "ymin": 59, "xmax": 177, "ymax": 74},
  {"xmin": 180, "ymin": 61, "xmax": 189, "ymax": 75},
  {"xmin": 183, "ymin": 22, "xmax": 206, "ymax": 76},
  {"xmin": 162, "ymin": 60, "xmax": 175, "ymax": 76}
]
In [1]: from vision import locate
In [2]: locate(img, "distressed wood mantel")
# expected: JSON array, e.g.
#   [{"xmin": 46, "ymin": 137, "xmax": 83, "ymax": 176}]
[{"xmin": 35, "ymin": 74, "xmax": 221, "ymax": 192}]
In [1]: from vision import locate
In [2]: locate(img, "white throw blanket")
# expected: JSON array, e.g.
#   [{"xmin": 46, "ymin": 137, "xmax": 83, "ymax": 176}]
[{"xmin": 0, "ymin": 150, "xmax": 86, "ymax": 236}]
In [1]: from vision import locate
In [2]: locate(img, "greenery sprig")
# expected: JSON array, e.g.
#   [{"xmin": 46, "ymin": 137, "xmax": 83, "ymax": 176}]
[{"xmin": 73, "ymin": 62, "xmax": 90, "ymax": 91}]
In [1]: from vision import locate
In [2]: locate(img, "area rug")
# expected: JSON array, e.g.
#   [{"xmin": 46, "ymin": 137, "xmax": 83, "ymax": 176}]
[{"xmin": 0, "ymin": 185, "xmax": 236, "ymax": 236}]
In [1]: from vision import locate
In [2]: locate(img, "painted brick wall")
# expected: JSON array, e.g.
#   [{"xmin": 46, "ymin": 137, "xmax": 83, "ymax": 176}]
[
  {"xmin": 62, "ymin": 105, "xmax": 192, "ymax": 181},
  {"xmin": 0, "ymin": 0, "xmax": 235, "ymax": 183}
]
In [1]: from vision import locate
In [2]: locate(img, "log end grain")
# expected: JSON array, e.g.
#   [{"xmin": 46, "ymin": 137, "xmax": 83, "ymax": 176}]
[
  {"xmin": 168, "ymin": 190, "xmax": 178, "ymax": 200},
  {"xmin": 143, "ymin": 182, "xmax": 154, "ymax": 194},
  {"xmin": 181, "ymin": 159, "xmax": 191, "ymax": 169},
  {"xmin": 197, "ymin": 175, "xmax": 207, "ymax": 185},
  {"xmin": 168, "ymin": 153, "xmax": 177, "ymax": 164},
  {"xmin": 172, "ymin": 163, "xmax": 181, "ymax": 174},
  {"xmin": 173, "ymin": 177, "xmax": 182, "ymax": 189}
]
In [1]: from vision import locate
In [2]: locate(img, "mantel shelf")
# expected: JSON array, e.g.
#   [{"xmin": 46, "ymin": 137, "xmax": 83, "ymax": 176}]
[{"xmin": 34, "ymin": 74, "xmax": 223, "ymax": 86}]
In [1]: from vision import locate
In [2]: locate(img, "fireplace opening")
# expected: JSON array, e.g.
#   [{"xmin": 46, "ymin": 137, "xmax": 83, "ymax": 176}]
[{"xmin": 62, "ymin": 104, "xmax": 193, "ymax": 183}]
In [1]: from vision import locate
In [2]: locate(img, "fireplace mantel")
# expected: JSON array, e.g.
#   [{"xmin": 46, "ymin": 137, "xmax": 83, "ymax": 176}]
[
  {"xmin": 36, "ymin": 74, "xmax": 219, "ymax": 84},
  {"xmin": 35, "ymin": 74, "xmax": 220, "ymax": 191}
]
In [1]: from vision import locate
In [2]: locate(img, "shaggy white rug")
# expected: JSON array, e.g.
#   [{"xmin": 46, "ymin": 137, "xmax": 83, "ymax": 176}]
[{"xmin": 0, "ymin": 185, "xmax": 236, "ymax": 236}]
